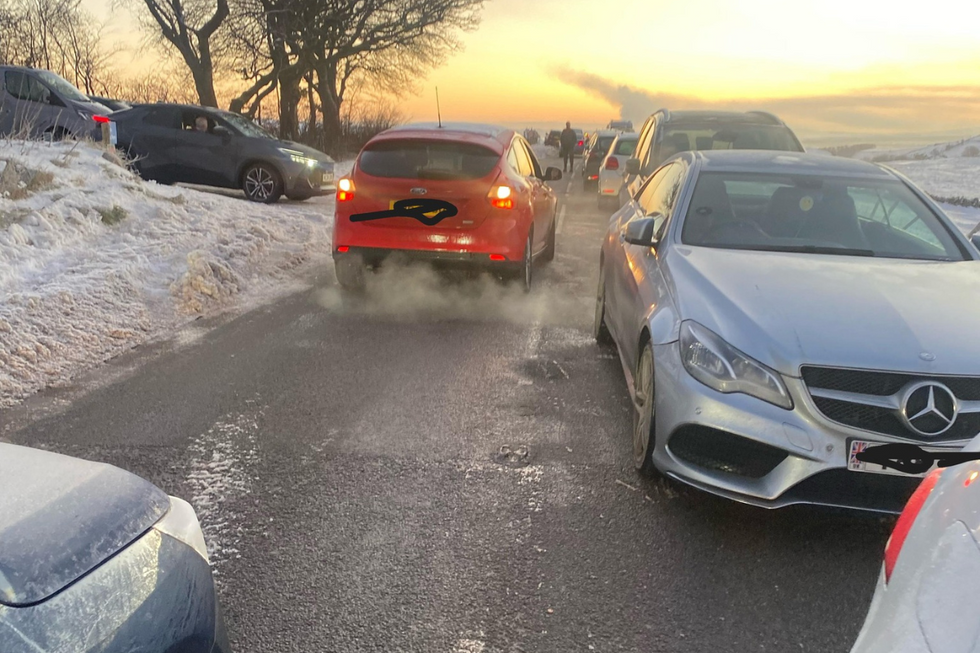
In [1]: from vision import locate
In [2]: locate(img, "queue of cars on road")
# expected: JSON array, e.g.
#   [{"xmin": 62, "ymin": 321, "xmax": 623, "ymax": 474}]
[{"xmin": 4, "ymin": 64, "xmax": 980, "ymax": 652}]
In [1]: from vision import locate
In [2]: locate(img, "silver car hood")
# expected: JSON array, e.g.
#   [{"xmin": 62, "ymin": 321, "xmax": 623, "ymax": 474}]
[
  {"xmin": 0, "ymin": 444, "xmax": 170, "ymax": 606},
  {"xmin": 667, "ymin": 246, "xmax": 980, "ymax": 377}
]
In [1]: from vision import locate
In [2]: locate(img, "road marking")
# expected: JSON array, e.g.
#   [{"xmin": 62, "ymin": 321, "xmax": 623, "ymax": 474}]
[{"xmin": 556, "ymin": 205, "xmax": 566, "ymax": 234}]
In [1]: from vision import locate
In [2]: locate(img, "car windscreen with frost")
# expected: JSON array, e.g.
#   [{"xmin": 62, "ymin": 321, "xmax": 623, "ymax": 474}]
[
  {"xmin": 680, "ymin": 172, "xmax": 968, "ymax": 261},
  {"xmin": 221, "ymin": 112, "xmax": 274, "ymax": 138},
  {"xmin": 0, "ymin": 444, "xmax": 170, "ymax": 606},
  {"xmin": 663, "ymin": 123, "xmax": 801, "ymax": 155},
  {"xmin": 359, "ymin": 140, "xmax": 499, "ymax": 180}
]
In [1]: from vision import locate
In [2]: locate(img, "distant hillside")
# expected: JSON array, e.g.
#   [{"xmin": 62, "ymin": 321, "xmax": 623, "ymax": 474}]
[{"xmin": 855, "ymin": 136, "xmax": 980, "ymax": 162}]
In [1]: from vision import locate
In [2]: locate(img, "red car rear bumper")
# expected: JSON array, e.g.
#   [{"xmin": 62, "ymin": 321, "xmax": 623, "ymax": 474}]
[{"xmin": 332, "ymin": 210, "xmax": 527, "ymax": 262}]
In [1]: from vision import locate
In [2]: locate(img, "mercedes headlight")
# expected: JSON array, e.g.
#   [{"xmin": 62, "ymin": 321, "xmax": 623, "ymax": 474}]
[
  {"xmin": 152, "ymin": 496, "xmax": 210, "ymax": 563},
  {"xmin": 679, "ymin": 320, "xmax": 792, "ymax": 409},
  {"xmin": 278, "ymin": 147, "xmax": 317, "ymax": 167}
]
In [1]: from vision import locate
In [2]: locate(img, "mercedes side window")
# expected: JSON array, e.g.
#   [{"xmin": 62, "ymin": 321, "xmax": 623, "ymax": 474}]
[
  {"xmin": 632, "ymin": 164, "xmax": 674, "ymax": 219},
  {"xmin": 143, "ymin": 108, "xmax": 180, "ymax": 129}
]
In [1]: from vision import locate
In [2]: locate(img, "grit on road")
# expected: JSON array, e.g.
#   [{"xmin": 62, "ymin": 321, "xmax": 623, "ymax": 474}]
[{"xmin": 2, "ymin": 156, "xmax": 894, "ymax": 653}]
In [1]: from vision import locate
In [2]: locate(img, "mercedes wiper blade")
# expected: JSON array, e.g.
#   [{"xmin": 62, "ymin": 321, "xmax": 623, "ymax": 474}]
[{"xmin": 744, "ymin": 244, "xmax": 877, "ymax": 257}]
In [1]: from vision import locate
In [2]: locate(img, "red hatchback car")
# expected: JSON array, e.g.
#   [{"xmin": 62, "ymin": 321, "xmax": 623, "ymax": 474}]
[{"xmin": 332, "ymin": 122, "xmax": 563, "ymax": 291}]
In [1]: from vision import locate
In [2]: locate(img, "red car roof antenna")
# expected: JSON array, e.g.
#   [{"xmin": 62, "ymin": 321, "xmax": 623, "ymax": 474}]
[{"xmin": 436, "ymin": 87, "xmax": 443, "ymax": 128}]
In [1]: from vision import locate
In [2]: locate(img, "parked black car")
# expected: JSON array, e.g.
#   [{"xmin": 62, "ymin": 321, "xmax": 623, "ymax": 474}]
[
  {"xmin": 104, "ymin": 103, "xmax": 335, "ymax": 203},
  {"xmin": 544, "ymin": 129, "xmax": 562, "ymax": 147},
  {"xmin": 0, "ymin": 443, "xmax": 231, "ymax": 653},
  {"xmin": 88, "ymin": 94, "xmax": 132, "ymax": 112}
]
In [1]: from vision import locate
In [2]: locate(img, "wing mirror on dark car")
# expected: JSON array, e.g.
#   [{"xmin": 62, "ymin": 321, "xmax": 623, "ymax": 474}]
[
  {"xmin": 625, "ymin": 157, "xmax": 641, "ymax": 175},
  {"xmin": 543, "ymin": 166, "xmax": 562, "ymax": 181},
  {"xmin": 213, "ymin": 125, "xmax": 232, "ymax": 139},
  {"xmin": 622, "ymin": 215, "xmax": 659, "ymax": 247},
  {"xmin": 971, "ymin": 233, "xmax": 980, "ymax": 253}
]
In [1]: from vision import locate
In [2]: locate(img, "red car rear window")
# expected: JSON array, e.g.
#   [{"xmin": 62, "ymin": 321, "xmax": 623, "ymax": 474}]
[{"xmin": 359, "ymin": 140, "xmax": 499, "ymax": 181}]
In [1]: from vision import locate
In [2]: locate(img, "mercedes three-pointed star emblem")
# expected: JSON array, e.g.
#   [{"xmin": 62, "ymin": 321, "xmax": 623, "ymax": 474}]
[{"xmin": 900, "ymin": 381, "xmax": 958, "ymax": 437}]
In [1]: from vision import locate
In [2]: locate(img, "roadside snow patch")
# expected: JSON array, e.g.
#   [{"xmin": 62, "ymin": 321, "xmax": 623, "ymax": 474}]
[{"xmin": 0, "ymin": 139, "xmax": 349, "ymax": 407}]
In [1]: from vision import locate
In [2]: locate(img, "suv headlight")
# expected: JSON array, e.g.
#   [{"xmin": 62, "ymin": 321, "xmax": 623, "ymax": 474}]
[
  {"xmin": 152, "ymin": 496, "xmax": 210, "ymax": 563},
  {"xmin": 679, "ymin": 320, "xmax": 793, "ymax": 409},
  {"xmin": 277, "ymin": 147, "xmax": 317, "ymax": 168}
]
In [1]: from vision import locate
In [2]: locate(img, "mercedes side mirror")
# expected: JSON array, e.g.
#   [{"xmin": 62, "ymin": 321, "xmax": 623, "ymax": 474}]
[
  {"xmin": 543, "ymin": 166, "xmax": 562, "ymax": 181},
  {"xmin": 625, "ymin": 157, "xmax": 641, "ymax": 175},
  {"xmin": 213, "ymin": 125, "xmax": 232, "ymax": 139},
  {"xmin": 623, "ymin": 216, "xmax": 659, "ymax": 247}
]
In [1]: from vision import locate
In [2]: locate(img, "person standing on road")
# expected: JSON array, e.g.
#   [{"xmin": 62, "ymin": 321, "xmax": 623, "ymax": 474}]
[{"xmin": 560, "ymin": 121, "xmax": 577, "ymax": 173}]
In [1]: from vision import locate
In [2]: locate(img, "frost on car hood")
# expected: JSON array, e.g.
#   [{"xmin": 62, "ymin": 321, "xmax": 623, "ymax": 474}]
[
  {"xmin": 667, "ymin": 246, "xmax": 980, "ymax": 376},
  {"xmin": 0, "ymin": 444, "xmax": 169, "ymax": 606}
]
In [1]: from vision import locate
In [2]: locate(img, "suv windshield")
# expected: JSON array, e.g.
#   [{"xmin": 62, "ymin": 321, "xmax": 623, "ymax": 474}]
[
  {"xmin": 660, "ymin": 122, "xmax": 801, "ymax": 159},
  {"xmin": 221, "ymin": 112, "xmax": 274, "ymax": 139},
  {"xmin": 681, "ymin": 172, "xmax": 967, "ymax": 261},
  {"xmin": 33, "ymin": 70, "xmax": 88, "ymax": 103},
  {"xmin": 359, "ymin": 140, "xmax": 500, "ymax": 180}
]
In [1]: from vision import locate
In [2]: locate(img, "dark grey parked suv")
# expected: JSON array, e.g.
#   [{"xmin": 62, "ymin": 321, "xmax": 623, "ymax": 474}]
[
  {"xmin": 107, "ymin": 103, "xmax": 335, "ymax": 203},
  {"xmin": 0, "ymin": 66, "xmax": 112, "ymax": 139}
]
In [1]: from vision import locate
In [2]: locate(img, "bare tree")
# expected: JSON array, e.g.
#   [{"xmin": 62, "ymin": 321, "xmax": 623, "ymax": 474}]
[
  {"xmin": 137, "ymin": 0, "xmax": 229, "ymax": 106},
  {"xmin": 0, "ymin": 0, "xmax": 119, "ymax": 94},
  {"xmin": 224, "ymin": 0, "xmax": 482, "ymax": 149}
]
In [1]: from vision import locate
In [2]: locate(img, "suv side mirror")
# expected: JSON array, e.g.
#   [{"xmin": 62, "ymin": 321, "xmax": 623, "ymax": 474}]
[
  {"xmin": 625, "ymin": 157, "xmax": 640, "ymax": 175},
  {"xmin": 213, "ymin": 125, "xmax": 232, "ymax": 139},
  {"xmin": 543, "ymin": 166, "xmax": 562, "ymax": 181},
  {"xmin": 971, "ymin": 233, "xmax": 980, "ymax": 252},
  {"xmin": 623, "ymin": 216, "xmax": 659, "ymax": 247}
]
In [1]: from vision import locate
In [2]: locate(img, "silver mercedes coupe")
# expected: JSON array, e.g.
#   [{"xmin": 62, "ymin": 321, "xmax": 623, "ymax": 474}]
[{"xmin": 595, "ymin": 149, "xmax": 980, "ymax": 512}]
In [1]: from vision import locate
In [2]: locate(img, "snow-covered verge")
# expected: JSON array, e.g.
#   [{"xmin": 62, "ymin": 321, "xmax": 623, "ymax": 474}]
[
  {"xmin": 856, "ymin": 135, "xmax": 980, "ymax": 163},
  {"xmin": 0, "ymin": 139, "xmax": 348, "ymax": 408},
  {"xmin": 883, "ymin": 158, "xmax": 980, "ymax": 205}
]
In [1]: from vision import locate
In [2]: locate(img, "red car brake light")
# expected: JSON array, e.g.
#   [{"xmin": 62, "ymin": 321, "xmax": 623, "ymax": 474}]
[
  {"xmin": 605, "ymin": 156, "xmax": 619, "ymax": 170},
  {"xmin": 337, "ymin": 178, "xmax": 355, "ymax": 202},
  {"xmin": 488, "ymin": 185, "xmax": 514, "ymax": 209},
  {"xmin": 883, "ymin": 468, "xmax": 943, "ymax": 583},
  {"xmin": 92, "ymin": 115, "xmax": 110, "ymax": 124},
  {"xmin": 577, "ymin": 140, "xmax": 583, "ymax": 147}
]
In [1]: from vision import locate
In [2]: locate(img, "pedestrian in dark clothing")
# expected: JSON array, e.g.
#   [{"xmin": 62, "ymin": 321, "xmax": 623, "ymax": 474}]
[{"xmin": 559, "ymin": 121, "xmax": 577, "ymax": 172}]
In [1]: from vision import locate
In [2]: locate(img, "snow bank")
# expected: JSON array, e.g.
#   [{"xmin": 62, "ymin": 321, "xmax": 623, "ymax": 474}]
[
  {"xmin": 884, "ymin": 158, "xmax": 980, "ymax": 201},
  {"xmin": 857, "ymin": 135, "xmax": 980, "ymax": 162},
  {"xmin": 0, "ymin": 139, "xmax": 347, "ymax": 407}
]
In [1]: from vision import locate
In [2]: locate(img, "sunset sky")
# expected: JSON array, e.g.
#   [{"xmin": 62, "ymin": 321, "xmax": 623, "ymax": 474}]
[{"xmin": 88, "ymin": 0, "xmax": 980, "ymax": 145}]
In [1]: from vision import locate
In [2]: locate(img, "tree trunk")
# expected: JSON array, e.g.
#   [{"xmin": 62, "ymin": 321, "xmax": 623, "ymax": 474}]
[
  {"xmin": 278, "ymin": 64, "xmax": 303, "ymax": 141},
  {"xmin": 315, "ymin": 61, "xmax": 342, "ymax": 156},
  {"xmin": 305, "ymin": 72, "xmax": 317, "ymax": 146}
]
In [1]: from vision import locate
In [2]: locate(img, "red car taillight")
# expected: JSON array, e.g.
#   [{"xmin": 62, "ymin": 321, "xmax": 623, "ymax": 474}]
[
  {"xmin": 605, "ymin": 156, "xmax": 619, "ymax": 170},
  {"xmin": 337, "ymin": 178, "xmax": 355, "ymax": 202},
  {"xmin": 488, "ymin": 185, "xmax": 514, "ymax": 209},
  {"xmin": 93, "ymin": 115, "xmax": 110, "ymax": 124},
  {"xmin": 883, "ymin": 468, "xmax": 943, "ymax": 583},
  {"xmin": 577, "ymin": 140, "xmax": 584, "ymax": 147}
]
